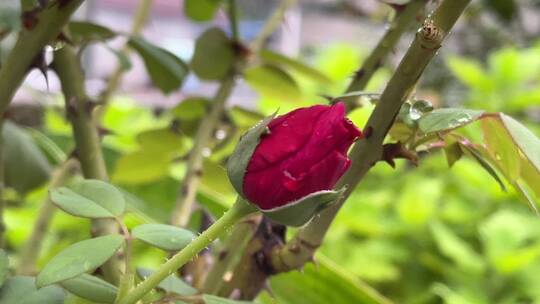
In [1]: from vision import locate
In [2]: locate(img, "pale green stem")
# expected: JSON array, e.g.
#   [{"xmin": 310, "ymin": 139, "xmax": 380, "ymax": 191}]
[
  {"xmin": 17, "ymin": 159, "xmax": 78, "ymax": 275},
  {"xmin": 272, "ymin": 0, "xmax": 472, "ymax": 272},
  {"xmin": 170, "ymin": 76, "xmax": 236, "ymax": 227},
  {"xmin": 96, "ymin": 0, "xmax": 154, "ymax": 120},
  {"xmin": 117, "ymin": 199, "xmax": 256, "ymax": 304},
  {"xmin": 249, "ymin": 0, "xmax": 297, "ymax": 53}
]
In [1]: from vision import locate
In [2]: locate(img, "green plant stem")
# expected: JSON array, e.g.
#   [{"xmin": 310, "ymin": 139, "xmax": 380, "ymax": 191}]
[
  {"xmin": 250, "ymin": 0, "xmax": 297, "ymax": 53},
  {"xmin": 17, "ymin": 158, "xmax": 78, "ymax": 275},
  {"xmin": 343, "ymin": 0, "xmax": 426, "ymax": 111},
  {"xmin": 52, "ymin": 45, "xmax": 121, "ymax": 284},
  {"xmin": 116, "ymin": 221, "xmax": 134, "ymax": 301},
  {"xmin": 0, "ymin": 1, "xmax": 84, "ymax": 119},
  {"xmin": 96, "ymin": 0, "xmax": 154, "ymax": 119},
  {"xmin": 117, "ymin": 199, "xmax": 256, "ymax": 304},
  {"xmin": 271, "ymin": 0, "xmax": 472, "ymax": 272},
  {"xmin": 202, "ymin": 214, "xmax": 261, "ymax": 294},
  {"xmin": 228, "ymin": 0, "xmax": 239, "ymax": 41},
  {"xmin": 0, "ymin": 123, "xmax": 5, "ymax": 248},
  {"xmin": 170, "ymin": 76, "xmax": 235, "ymax": 227}
]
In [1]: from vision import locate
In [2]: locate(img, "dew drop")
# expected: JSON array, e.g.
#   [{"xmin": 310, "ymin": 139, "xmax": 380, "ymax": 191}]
[{"xmin": 281, "ymin": 121, "xmax": 289, "ymax": 127}]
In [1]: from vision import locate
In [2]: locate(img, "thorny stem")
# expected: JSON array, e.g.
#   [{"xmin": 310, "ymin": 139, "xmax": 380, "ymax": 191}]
[
  {"xmin": 271, "ymin": 0, "xmax": 472, "ymax": 273},
  {"xmin": 53, "ymin": 45, "xmax": 121, "ymax": 284},
  {"xmin": 343, "ymin": 0, "xmax": 427, "ymax": 111},
  {"xmin": 171, "ymin": 0, "xmax": 294, "ymax": 227},
  {"xmin": 17, "ymin": 159, "xmax": 78, "ymax": 275},
  {"xmin": 170, "ymin": 0, "xmax": 243, "ymax": 227},
  {"xmin": 117, "ymin": 199, "xmax": 256, "ymax": 304},
  {"xmin": 170, "ymin": 76, "xmax": 236, "ymax": 227},
  {"xmin": 250, "ymin": 0, "xmax": 297, "ymax": 53},
  {"xmin": 0, "ymin": 0, "xmax": 84, "ymax": 119},
  {"xmin": 96, "ymin": 0, "xmax": 154, "ymax": 120}
]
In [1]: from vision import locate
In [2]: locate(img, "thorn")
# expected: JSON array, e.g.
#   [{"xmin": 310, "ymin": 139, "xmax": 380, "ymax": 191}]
[
  {"xmin": 30, "ymin": 50, "xmax": 49, "ymax": 90},
  {"xmin": 363, "ymin": 126, "xmax": 373, "ymax": 139},
  {"xmin": 381, "ymin": 142, "xmax": 418, "ymax": 168}
]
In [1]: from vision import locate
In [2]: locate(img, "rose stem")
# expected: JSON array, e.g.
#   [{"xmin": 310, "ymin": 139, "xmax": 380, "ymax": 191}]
[
  {"xmin": 52, "ymin": 45, "xmax": 122, "ymax": 284},
  {"xmin": 96, "ymin": 0, "xmax": 154, "ymax": 120},
  {"xmin": 17, "ymin": 159, "xmax": 78, "ymax": 275},
  {"xmin": 271, "ymin": 0, "xmax": 472, "ymax": 272},
  {"xmin": 343, "ymin": 0, "xmax": 427, "ymax": 112},
  {"xmin": 0, "ymin": 1, "xmax": 84, "ymax": 247},
  {"xmin": 117, "ymin": 199, "xmax": 256, "ymax": 304}
]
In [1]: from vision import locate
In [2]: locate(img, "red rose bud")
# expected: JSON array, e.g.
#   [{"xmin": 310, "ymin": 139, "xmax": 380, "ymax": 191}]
[
  {"xmin": 227, "ymin": 102, "xmax": 361, "ymax": 226},
  {"xmin": 243, "ymin": 102, "xmax": 361, "ymax": 210}
]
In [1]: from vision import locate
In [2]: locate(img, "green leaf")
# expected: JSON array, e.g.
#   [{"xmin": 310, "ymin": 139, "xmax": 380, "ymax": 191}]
[
  {"xmin": 67, "ymin": 21, "xmax": 116, "ymax": 44},
  {"xmin": 430, "ymin": 221, "xmax": 485, "ymax": 274},
  {"xmin": 128, "ymin": 36, "xmax": 188, "ymax": 93},
  {"xmin": 227, "ymin": 113, "xmax": 276, "ymax": 197},
  {"xmin": 418, "ymin": 108, "xmax": 484, "ymax": 134},
  {"xmin": 112, "ymin": 151, "xmax": 170, "ymax": 185},
  {"xmin": 184, "ymin": 0, "xmax": 222, "ymax": 22},
  {"xmin": 173, "ymin": 97, "xmax": 209, "ymax": 121},
  {"xmin": 499, "ymin": 114, "xmax": 540, "ymax": 197},
  {"xmin": 136, "ymin": 268, "xmax": 197, "ymax": 296},
  {"xmin": 262, "ymin": 189, "xmax": 343, "ymax": 227},
  {"xmin": 260, "ymin": 49, "xmax": 332, "ymax": 84},
  {"xmin": 481, "ymin": 116, "xmax": 521, "ymax": 181},
  {"xmin": 132, "ymin": 224, "xmax": 195, "ymax": 251},
  {"xmin": 0, "ymin": 276, "xmax": 64, "ymax": 304},
  {"xmin": 459, "ymin": 142, "xmax": 507, "ymax": 191},
  {"xmin": 444, "ymin": 142, "xmax": 463, "ymax": 167},
  {"xmin": 191, "ymin": 28, "xmax": 234, "ymax": 80},
  {"xmin": 203, "ymin": 294, "xmax": 252, "ymax": 304},
  {"xmin": 270, "ymin": 255, "xmax": 391, "ymax": 304},
  {"xmin": 3, "ymin": 121, "xmax": 51, "ymax": 194},
  {"xmin": 245, "ymin": 64, "xmax": 301, "ymax": 101},
  {"xmin": 50, "ymin": 179, "xmax": 126, "ymax": 219},
  {"xmin": 36, "ymin": 235, "xmax": 124, "ymax": 288},
  {"xmin": 136, "ymin": 128, "xmax": 188, "ymax": 156},
  {"xmin": 59, "ymin": 274, "xmax": 117, "ymax": 304},
  {"xmin": 0, "ymin": 250, "xmax": 8, "ymax": 287}
]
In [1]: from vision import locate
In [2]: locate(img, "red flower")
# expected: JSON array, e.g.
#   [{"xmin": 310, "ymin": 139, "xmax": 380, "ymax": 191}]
[{"xmin": 243, "ymin": 102, "xmax": 362, "ymax": 210}]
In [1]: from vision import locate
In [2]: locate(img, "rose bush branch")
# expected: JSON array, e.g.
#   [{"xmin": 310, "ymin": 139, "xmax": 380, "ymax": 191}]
[
  {"xmin": 17, "ymin": 159, "xmax": 78, "ymax": 275},
  {"xmin": 0, "ymin": 0, "xmax": 84, "ymax": 118},
  {"xmin": 343, "ymin": 0, "xmax": 427, "ymax": 111},
  {"xmin": 52, "ymin": 45, "xmax": 122, "ymax": 284},
  {"xmin": 271, "ymin": 0, "xmax": 472, "ymax": 272}
]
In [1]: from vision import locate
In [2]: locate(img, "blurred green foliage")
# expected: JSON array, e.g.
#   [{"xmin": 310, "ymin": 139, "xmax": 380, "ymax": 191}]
[{"xmin": 2, "ymin": 2, "xmax": 540, "ymax": 302}]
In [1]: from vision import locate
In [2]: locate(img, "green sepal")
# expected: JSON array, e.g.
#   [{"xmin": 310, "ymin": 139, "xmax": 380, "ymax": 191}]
[
  {"xmin": 262, "ymin": 188, "xmax": 345, "ymax": 227},
  {"xmin": 227, "ymin": 112, "xmax": 277, "ymax": 197}
]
